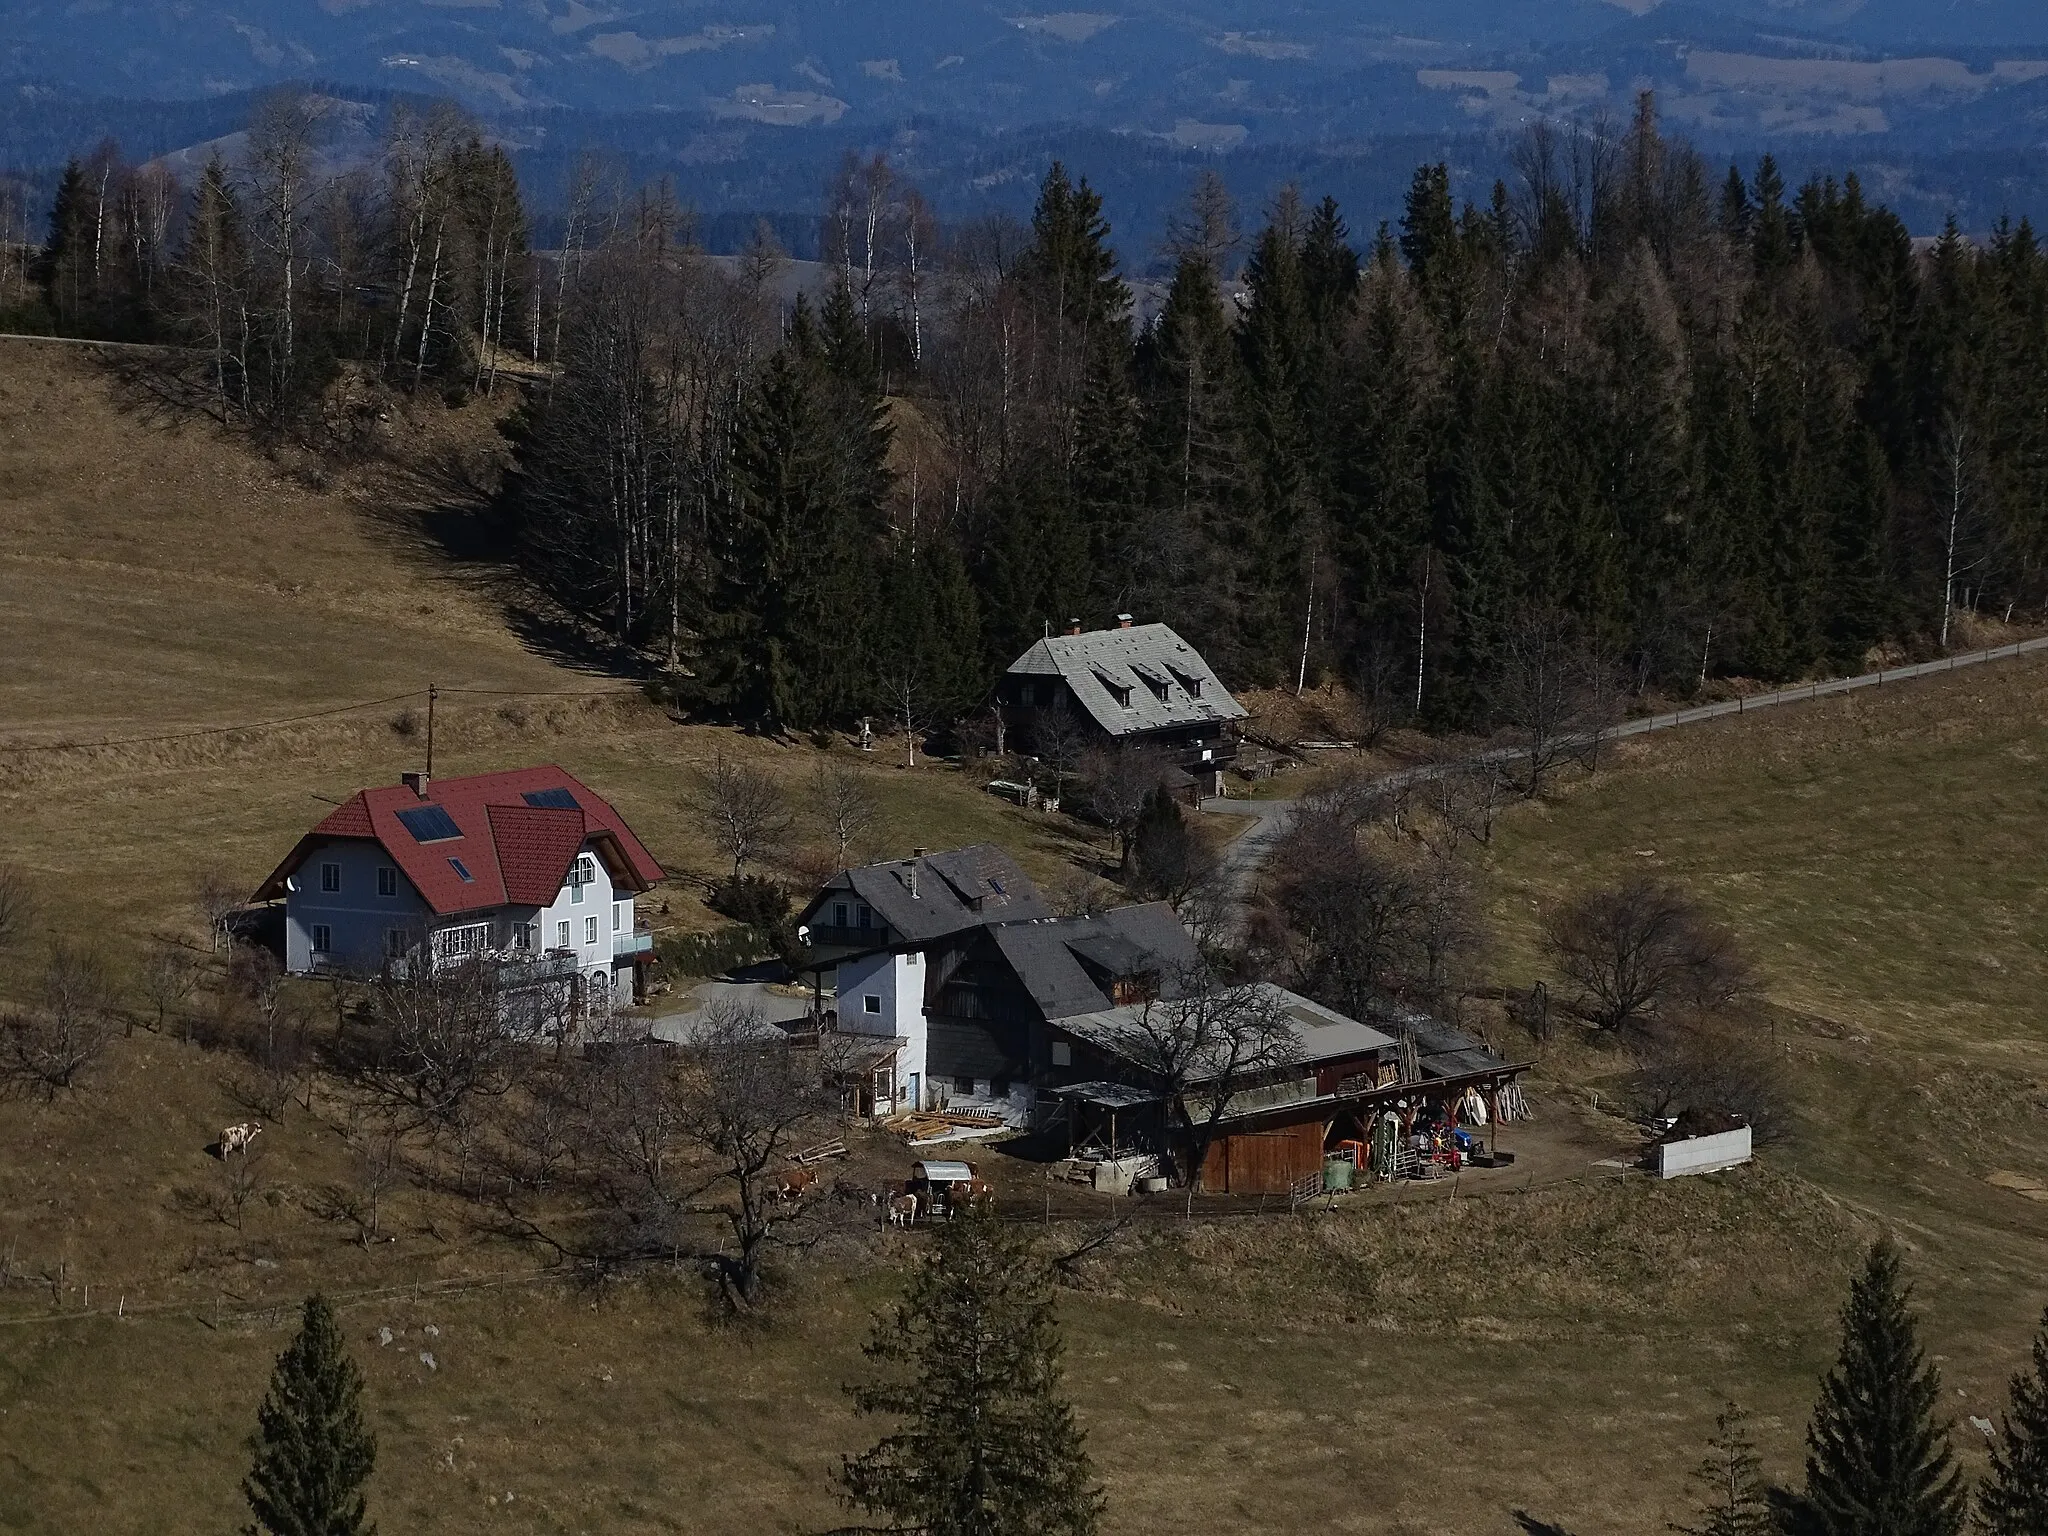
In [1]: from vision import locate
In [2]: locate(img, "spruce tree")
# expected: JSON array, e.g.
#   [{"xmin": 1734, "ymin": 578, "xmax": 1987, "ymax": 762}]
[
  {"xmin": 1979, "ymin": 1307, "xmax": 2048, "ymax": 1536},
  {"xmin": 1785, "ymin": 1236, "xmax": 1966, "ymax": 1536},
  {"xmin": 1674, "ymin": 1403, "xmax": 1776, "ymax": 1536},
  {"xmin": 839, "ymin": 1214, "xmax": 1102, "ymax": 1536},
  {"xmin": 242, "ymin": 1294, "xmax": 377, "ymax": 1536}
]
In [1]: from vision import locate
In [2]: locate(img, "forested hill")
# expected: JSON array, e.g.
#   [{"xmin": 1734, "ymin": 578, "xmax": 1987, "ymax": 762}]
[{"xmin": 8, "ymin": 93, "xmax": 2045, "ymax": 738}]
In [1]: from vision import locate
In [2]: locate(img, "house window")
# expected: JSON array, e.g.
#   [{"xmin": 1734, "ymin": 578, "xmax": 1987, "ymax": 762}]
[
  {"xmin": 833, "ymin": 902, "xmax": 848, "ymax": 928},
  {"xmin": 955, "ymin": 1076, "xmax": 975, "ymax": 1095},
  {"xmin": 556, "ymin": 920, "xmax": 571, "ymax": 950},
  {"xmin": 863, "ymin": 994, "xmax": 882, "ymax": 1015},
  {"xmin": 447, "ymin": 857, "xmax": 474, "ymax": 883},
  {"xmin": 569, "ymin": 853, "xmax": 597, "ymax": 904},
  {"xmin": 613, "ymin": 901, "xmax": 625, "ymax": 932},
  {"xmin": 311, "ymin": 924, "xmax": 332, "ymax": 954},
  {"xmin": 320, "ymin": 862, "xmax": 341, "ymax": 893},
  {"xmin": 384, "ymin": 929, "xmax": 409, "ymax": 959},
  {"xmin": 511, "ymin": 922, "xmax": 535, "ymax": 951},
  {"xmin": 1051, "ymin": 1040, "xmax": 1072, "ymax": 1067},
  {"xmin": 377, "ymin": 866, "xmax": 398, "ymax": 898},
  {"xmin": 584, "ymin": 916, "xmax": 599, "ymax": 946},
  {"xmin": 857, "ymin": 904, "xmax": 872, "ymax": 928},
  {"xmin": 433, "ymin": 923, "xmax": 490, "ymax": 961}
]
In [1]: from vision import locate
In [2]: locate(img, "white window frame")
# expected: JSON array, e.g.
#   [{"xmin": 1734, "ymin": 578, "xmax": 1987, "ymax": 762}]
[
  {"xmin": 320, "ymin": 862, "xmax": 341, "ymax": 893},
  {"xmin": 311, "ymin": 924, "xmax": 332, "ymax": 954},
  {"xmin": 863, "ymin": 994, "xmax": 882, "ymax": 1015},
  {"xmin": 556, "ymin": 920, "xmax": 571, "ymax": 950},
  {"xmin": 613, "ymin": 900, "xmax": 625, "ymax": 932},
  {"xmin": 432, "ymin": 923, "xmax": 491, "ymax": 963},
  {"xmin": 584, "ymin": 915, "xmax": 599, "ymax": 947},
  {"xmin": 511, "ymin": 922, "xmax": 535, "ymax": 951}
]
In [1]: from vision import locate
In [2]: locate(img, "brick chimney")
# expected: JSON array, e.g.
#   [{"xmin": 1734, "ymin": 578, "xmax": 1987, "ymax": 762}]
[
  {"xmin": 401, "ymin": 770, "xmax": 431, "ymax": 798},
  {"xmin": 1116, "ymin": 612, "xmax": 1133, "ymax": 628},
  {"xmin": 1065, "ymin": 618, "xmax": 1083, "ymax": 636}
]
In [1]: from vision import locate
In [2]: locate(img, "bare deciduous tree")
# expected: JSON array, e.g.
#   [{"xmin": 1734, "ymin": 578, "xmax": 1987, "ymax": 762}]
[
  {"xmin": 365, "ymin": 958, "xmax": 515, "ymax": 1176},
  {"xmin": 0, "ymin": 943, "xmax": 119, "ymax": 1096},
  {"xmin": 1078, "ymin": 747, "xmax": 1164, "ymax": 873},
  {"xmin": 1116, "ymin": 968, "xmax": 1298, "ymax": 1189},
  {"xmin": 1545, "ymin": 877, "xmax": 1749, "ymax": 1033},
  {"xmin": 692, "ymin": 751, "xmax": 794, "ymax": 879},
  {"xmin": 139, "ymin": 942, "xmax": 199, "ymax": 1035},
  {"xmin": 1627, "ymin": 1022, "xmax": 1787, "ymax": 1143},
  {"xmin": 812, "ymin": 757, "xmax": 881, "ymax": 871},
  {"xmin": 195, "ymin": 866, "xmax": 243, "ymax": 953},
  {"xmin": 1488, "ymin": 612, "xmax": 1624, "ymax": 796},
  {"xmin": 671, "ymin": 1002, "xmax": 836, "ymax": 1307}
]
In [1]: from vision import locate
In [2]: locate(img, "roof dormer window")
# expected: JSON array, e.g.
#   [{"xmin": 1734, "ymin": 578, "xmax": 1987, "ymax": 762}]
[
  {"xmin": 1131, "ymin": 665, "xmax": 1171, "ymax": 702},
  {"xmin": 1166, "ymin": 664, "xmax": 1204, "ymax": 699},
  {"xmin": 1092, "ymin": 669, "xmax": 1134, "ymax": 709}
]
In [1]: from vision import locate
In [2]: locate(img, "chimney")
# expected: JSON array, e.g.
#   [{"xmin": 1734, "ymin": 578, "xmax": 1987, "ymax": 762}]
[
  {"xmin": 1116, "ymin": 612, "xmax": 1133, "ymax": 628},
  {"xmin": 1065, "ymin": 618, "xmax": 1083, "ymax": 636},
  {"xmin": 401, "ymin": 770, "xmax": 431, "ymax": 798},
  {"xmin": 905, "ymin": 861, "xmax": 919, "ymax": 899}
]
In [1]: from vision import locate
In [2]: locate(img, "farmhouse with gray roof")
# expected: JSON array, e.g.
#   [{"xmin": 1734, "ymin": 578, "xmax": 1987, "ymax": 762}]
[{"xmin": 999, "ymin": 618, "xmax": 1247, "ymax": 769}]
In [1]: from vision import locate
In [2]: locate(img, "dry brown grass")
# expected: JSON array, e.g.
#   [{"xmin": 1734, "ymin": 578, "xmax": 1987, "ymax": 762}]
[{"xmin": 3, "ymin": 341, "xmax": 2048, "ymax": 1534}]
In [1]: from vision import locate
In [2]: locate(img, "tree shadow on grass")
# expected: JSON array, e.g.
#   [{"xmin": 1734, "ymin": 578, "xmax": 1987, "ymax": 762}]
[{"xmin": 1511, "ymin": 1514, "xmax": 1578, "ymax": 1536}]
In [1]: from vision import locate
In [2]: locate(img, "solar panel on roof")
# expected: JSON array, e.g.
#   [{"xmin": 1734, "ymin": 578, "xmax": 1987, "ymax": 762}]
[
  {"xmin": 521, "ymin": 788, "xmax": 579, "ymax": 810},
  {"xmin": 396, "ymin": 805, "xmax": 461, "ymax": 842}
]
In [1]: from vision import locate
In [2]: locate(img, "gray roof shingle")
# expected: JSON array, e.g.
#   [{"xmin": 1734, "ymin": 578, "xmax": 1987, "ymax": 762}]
[
  {"xmin": 801, "ymin": 843, "xmax": 1050, "ymax": 948},
  {"xmin": 1008, "ymin": 623, "xmax": 1247, "ymax": 739}
]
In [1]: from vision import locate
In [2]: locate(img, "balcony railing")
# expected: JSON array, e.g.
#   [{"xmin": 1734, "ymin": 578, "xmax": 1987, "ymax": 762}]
[{"xmin": 614, "ymin": 931, "xmax": 654, "ymax": 960}]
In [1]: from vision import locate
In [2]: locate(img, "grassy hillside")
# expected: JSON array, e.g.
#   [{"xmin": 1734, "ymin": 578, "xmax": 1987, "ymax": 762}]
[{"xmin": 1, "ymin": 341, "xmax": 2046, "ymax": 1534}]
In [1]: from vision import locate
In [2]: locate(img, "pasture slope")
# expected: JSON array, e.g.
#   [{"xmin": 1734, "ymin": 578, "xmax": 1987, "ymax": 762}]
[{"xmin": 0, "ymin": 340, "xmax": 2045, "ymax": 1535}]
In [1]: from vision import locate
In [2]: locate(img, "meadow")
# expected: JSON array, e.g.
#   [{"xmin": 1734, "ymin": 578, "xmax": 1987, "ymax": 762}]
[{"xmin": 1, "ymin": 340, "xmax": 2044, "ymax": 1534}]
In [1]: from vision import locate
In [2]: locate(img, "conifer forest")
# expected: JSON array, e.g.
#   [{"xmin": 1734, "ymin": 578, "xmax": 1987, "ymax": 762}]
[{"xmin": 11, "ymin": 91, "xmax": 2048, "ymax": 734}]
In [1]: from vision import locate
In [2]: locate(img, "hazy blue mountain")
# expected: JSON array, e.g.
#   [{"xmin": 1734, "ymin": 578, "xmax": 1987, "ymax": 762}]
[{"xmin": 3, "ymin": 0, "xmax": 2046, "ymax": 243}]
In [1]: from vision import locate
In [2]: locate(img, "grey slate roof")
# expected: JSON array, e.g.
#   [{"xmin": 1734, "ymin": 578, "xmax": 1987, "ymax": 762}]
[
  {"xmin": 987, "ymin": 902, "xmax": 1203, "ymax": 1021},
  {"xmin": 1365, "ymin": 994, "xmax": 1512, "ymax": 1079},
  {"xmin": 800, "ymin": 843, "xmax": 1049, "ymax": 948},
  {"xmin": 1007, "ymin": 622, "xmax": 1247, "ymax": 739}
]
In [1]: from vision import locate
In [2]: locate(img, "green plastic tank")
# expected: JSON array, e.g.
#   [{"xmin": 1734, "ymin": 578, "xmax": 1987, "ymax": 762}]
[{"xmin": 1323, "ymin": 1157, "xmax": 1354, "ymax": 1191}]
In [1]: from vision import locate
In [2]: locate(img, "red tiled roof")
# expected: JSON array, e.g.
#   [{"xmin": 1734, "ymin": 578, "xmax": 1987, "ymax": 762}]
[{"xmin": 253, "ymin": 765, "xmax": 665, "ymax": 916}]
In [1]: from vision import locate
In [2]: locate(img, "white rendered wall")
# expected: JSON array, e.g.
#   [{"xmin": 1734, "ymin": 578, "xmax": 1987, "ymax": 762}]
[
  {"xmin": 837, "ymin": 950, "xmax": 927, "ymax": 1105},
  {"xmin": 1656, "ymin": 1127, "xmax": 1753, "ymax": 1179}
]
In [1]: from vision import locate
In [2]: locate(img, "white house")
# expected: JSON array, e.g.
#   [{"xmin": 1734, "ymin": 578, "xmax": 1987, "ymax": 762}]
[{"xmin": 251, "ymin": 766, "xmax": 665, "ymax": 1006}]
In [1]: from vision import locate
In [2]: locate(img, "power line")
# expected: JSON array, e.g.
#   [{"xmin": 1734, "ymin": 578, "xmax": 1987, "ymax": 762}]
[{"xmin": 0, "ymin": 684, "xmax": 642, "ymax": 756}]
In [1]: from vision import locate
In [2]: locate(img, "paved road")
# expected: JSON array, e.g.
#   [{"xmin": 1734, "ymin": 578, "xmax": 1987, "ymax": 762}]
[{"xmin": 1199, "ymin": 633, "xmax": 2048, "ymax": 906}]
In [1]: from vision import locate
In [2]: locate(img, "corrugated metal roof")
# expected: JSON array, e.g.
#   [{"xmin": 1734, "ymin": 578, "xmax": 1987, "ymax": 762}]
[
  {"xmin": 1056, "ymin": 982, "xmax": 1397, "ymax": 1085},
  {"xmin": 1007, "ymin": 622, "xmax": 1247, "ymax": 738}
]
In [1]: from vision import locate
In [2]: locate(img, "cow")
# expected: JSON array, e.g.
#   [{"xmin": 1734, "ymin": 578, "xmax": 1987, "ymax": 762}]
[
  {"xmin": 219, "ymin": 1123, "xmax": 262, "ymax": 1157},
  {"xmin": 773, "ymin": 1166, "xmax": 817, "ymax": 1202},
  {"xmin": 886, "ymin": 1193, "xmax": 918, "ymax": 1228}
]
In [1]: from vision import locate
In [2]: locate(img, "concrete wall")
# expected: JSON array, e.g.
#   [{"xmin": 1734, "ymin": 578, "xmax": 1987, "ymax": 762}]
[
  {"xmin": 1656, "ymin": 1126, "xmax": 1753, "ymax": 1179},
  {"xmin": 837, "ymin": 949, "xmax": 926, "ymax": 1107}
]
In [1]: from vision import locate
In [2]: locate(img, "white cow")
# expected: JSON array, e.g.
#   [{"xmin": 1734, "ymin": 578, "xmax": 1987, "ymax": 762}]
[{"xmin": 220, "ymin": 1123, "xmax": 263, "ymax": 1156}]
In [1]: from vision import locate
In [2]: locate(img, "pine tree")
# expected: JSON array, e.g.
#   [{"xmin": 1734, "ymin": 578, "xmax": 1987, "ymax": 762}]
[
  {"xmin": 838, "ymin": 1214, "xmax": 1102, "ymax": 1536},
  {"xmin": 1673, "ymin": 1403, "xmax": 1776, "ymax": 1536},
  {"xmin": 1784, "ymin": 1236, "xmax": 1966, "ymax": 1536},
  {"xmin": 36, "ymin": 158, "xmax": 93, "ymax": 324},
  {"xmin": 241, "ymin": 1294, "xmax": 377, "ymax": 1536},
  {"xmin": 1980, "ymin": 1307, "xmax": 2048, "ymax": 1535}
]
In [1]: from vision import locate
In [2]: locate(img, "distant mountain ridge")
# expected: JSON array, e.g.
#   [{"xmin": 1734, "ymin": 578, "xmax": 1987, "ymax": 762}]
[{"xmin": 3, "ymin": 0, "xmax": 2047, "ymax": 247}]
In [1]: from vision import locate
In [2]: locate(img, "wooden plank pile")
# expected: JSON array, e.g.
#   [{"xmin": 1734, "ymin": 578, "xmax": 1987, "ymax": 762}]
[{"xmin": 885, "ymin": 1110, "xmax": 1005, "ymax": 1142}]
